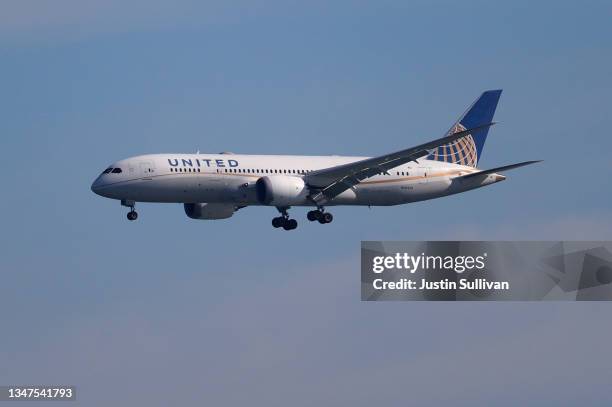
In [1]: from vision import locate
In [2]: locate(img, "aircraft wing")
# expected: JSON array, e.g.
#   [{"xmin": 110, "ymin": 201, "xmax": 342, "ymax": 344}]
[{"xmin": 304, "ymin": 123, "xmax": 495, "ymax": 205}]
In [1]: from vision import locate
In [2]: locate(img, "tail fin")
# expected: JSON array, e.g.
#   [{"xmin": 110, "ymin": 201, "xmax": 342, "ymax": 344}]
[{"xmin": 427, "ymin": 89, "xmax": 502, "ymax": 167}]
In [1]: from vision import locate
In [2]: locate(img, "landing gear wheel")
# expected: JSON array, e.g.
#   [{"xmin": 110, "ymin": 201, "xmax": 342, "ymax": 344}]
[
  {"xmin": 322, "ymin": 212, "xmax": 333, "ymax": 224},
  {"xmin": 308, "ymin": 209, "xmax": 332, "ymax": 224},
  {"xmin": 307, "ymin": 210, "xmax": 321, "ymax": 221},
  {"xmin": 318, "ymin": 212, "xmax": 333, "ymax": 224},
  {"xmin": 272, "ymin": 206, "xmax": 297, "ymax": 230},
  {"xmin": 127, "ymin": 211, "xmax": 138, "ymax": 221},
  {"xmin": 283, "ymin": 219, "xmax": 298, "ymax": 230},
  {"xmin": 272, "ymin": 217, "xmax": 285, "ymax": 228}
]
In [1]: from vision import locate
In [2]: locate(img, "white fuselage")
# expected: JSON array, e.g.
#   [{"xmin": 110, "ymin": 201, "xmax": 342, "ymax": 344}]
[{"xmin": 91, "ymin": 153, "xmax": 505, "ymax": 207}]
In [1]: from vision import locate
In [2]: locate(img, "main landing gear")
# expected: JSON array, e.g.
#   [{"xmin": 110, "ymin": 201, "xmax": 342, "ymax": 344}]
[
  {"xmin": 271, "ymin": 207, "xmax": 333, "ymax": 230},
  {"xmin": 272, "ymin": 206, "xmax": 298, "ymax": 231},
  {"xmin": 122, "ymin": 199, "xmax": 138, "ymax": 222},
  {"xmin": 307, "ymin": 208, "xmax": 333, "ymax": 224}
]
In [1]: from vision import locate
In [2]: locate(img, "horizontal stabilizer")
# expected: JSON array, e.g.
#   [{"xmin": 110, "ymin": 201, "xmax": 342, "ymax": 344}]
[{"xmin": 461, "ymin": 160, "xmax": 542, "ymax": 179}]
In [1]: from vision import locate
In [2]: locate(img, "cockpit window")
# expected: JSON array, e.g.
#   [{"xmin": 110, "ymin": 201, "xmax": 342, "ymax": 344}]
[
  {"xmin": 102, "ymin": 168, "xmax": 113, "ymax": 174},
  {"xmin": 111, "ymin": 168, "xmax": 123, "ymax": 174}
]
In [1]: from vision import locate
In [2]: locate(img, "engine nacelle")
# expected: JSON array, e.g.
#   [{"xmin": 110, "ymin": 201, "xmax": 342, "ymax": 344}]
[
  {"xmin": 256, "ymin": 175, "xmax": 309, "ymax": 206},
  {"xmin": 184, "ymin": 203, "xmax": 235, "ymax": 220}
]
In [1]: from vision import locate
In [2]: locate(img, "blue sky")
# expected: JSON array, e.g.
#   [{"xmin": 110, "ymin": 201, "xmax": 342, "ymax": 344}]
[{"xmin": 1, "ymin": 1, "xmax": 611, "ymax": 405}]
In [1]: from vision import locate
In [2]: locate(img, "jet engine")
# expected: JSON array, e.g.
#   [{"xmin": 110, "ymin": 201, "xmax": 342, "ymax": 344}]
[
  {"xmin": 255, "ymin": 175, "xmax": 309, "ymax": 206},
  {"xmin": 184, "ymin": 203, "xmax": 236, "ymax": 220}
]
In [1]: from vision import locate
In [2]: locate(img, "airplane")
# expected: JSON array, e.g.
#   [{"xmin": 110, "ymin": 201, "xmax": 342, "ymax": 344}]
[{"xmin": 91, "ymin": 89, "xmax": 540, "ymax": 230}]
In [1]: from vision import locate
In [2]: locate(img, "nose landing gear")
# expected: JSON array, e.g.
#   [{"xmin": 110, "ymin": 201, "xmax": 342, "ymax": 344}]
[
  {"xmin": 122, "ymin": 199, "xmax": 138, "ymax": 222},
  {"xmin": 307, "ymin": 208, "xmax": 333, "ymax": 224}
]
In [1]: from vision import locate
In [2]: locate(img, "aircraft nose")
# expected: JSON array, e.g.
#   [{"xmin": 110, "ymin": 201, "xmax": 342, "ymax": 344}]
[{"xmin": 91, "ymin": 177, "xmax": 104, "ymax": 195}]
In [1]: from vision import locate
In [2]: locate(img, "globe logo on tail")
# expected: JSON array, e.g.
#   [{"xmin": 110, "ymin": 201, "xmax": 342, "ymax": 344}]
[{"xmin": 427, "ymin": 123, "xmax": 478, "ymax": 167}]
